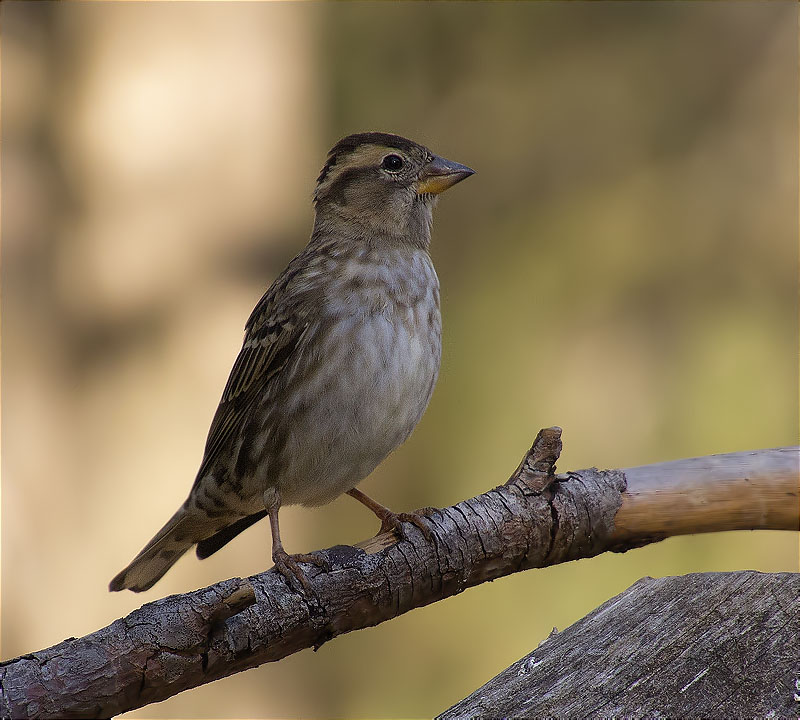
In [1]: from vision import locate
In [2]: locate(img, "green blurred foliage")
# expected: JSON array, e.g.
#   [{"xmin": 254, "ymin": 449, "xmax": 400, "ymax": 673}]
[{"xmin": 3, "ymin": 2, "xmax": 797, "ymax": 718}]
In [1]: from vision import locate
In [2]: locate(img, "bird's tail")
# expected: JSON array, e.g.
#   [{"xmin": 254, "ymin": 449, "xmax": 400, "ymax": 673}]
[{"xmin": 109, "ymin": 503, "xmax": 204, "ymax": 593}]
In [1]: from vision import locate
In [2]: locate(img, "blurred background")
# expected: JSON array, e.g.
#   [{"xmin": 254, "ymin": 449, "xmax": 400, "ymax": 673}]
[{"xmin": 2, "ymin": 2, "xmax": 797, "ymax": 718}]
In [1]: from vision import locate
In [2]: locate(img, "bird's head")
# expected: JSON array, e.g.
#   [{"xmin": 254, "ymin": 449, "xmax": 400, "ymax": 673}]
[{"xmin": 312, "ymin": 132, "xmax": 474, "ymax": 246}]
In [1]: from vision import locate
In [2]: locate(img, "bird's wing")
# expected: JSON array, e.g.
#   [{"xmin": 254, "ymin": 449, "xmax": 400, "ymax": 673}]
[{"xmin": 192, "ymin": 282, "xmax": 310, "ymax": 488}]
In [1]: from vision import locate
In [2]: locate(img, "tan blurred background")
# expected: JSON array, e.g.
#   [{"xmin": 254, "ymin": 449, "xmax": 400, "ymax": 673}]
[{"xmin": 3, "ymin": 2, "xmax": 797, "ymax": 718}]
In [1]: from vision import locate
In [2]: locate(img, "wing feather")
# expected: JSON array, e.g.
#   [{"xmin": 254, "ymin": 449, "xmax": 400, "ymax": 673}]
[{"xmin": 192, "ymin": 275, "xmax": 310, "ymax": 487}]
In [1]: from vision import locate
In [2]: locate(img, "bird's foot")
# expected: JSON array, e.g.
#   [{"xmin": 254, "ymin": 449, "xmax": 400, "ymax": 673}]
[
  {"xmin": 272, "ymin": 548, "xmax": 328, "ymax": 594},
  {"xmin": 378, "ymin": 507, "xmax": 436, "ymax": 542}
]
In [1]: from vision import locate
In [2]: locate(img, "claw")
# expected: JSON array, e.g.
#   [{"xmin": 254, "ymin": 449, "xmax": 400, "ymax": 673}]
[
  {"xmin": 379, "ymin": 509, "xmax": 434, "ymax": 542},
  {"xmin": 346, "ymin": 488, "xmax": 436, "ymax": 543},
  {"xmin": 272, "ymin": 548, "xmax": 327, "ymax": 594}
]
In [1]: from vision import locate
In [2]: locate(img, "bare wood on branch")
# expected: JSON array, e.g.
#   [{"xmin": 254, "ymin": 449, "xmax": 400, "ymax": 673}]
[{"xmin": 0, "ymin": 429, "xmax": 796, "ymax": 719}]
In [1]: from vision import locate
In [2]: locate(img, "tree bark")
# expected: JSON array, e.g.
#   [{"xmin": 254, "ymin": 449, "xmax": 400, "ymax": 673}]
[
  {"xmin": 438, "ymin": 571, "xmax": 800, "ymax": 719},
  {"xmin": 0, "ymin": 429, "xmax": 796, "ymax": 719}
]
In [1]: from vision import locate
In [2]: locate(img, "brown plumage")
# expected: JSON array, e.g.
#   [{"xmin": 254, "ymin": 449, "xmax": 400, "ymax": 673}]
[{"xmin": 109, "ymin": 132, "xmax": 474, "ymax": 593}]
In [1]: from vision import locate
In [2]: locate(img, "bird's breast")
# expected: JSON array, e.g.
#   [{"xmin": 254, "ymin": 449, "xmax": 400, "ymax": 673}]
[
  {"xmin": 318, "ymin": 248, "xmax": 442, "ymax": 453},
  {"xmin": 276, "ymin": 248, "xmax": 442, "ymax": 506}
]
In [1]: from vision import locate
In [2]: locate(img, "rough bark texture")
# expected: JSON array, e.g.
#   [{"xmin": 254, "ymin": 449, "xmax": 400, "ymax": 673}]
[
  {"xmin": 0, "ymin": 430, "xmax": 796, "ymax": 718},
  {"xmin": 439, "ymin": 571, "xmax": 800, "ymax": 719}
]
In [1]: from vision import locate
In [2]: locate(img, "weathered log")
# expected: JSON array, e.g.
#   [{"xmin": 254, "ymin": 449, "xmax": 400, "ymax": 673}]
[{"xmin": 439, "ymin": 570, "xmax": 800, "ymax": 719}]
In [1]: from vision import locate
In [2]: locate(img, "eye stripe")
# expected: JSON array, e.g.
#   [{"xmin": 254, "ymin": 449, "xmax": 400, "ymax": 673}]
[
  {"xmin": 318, "ymin": 141, "xmax": 414, "ymax": 183},
  {"xmin": 314, "ymin": 138, "xmax": 423, "ymax": 206},
  {"xmin": 319, "ymin": 166, "xmax": 376, "ymax": 205}
]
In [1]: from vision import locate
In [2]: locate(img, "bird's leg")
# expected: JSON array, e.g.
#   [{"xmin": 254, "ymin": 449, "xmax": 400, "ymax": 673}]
[
  {"xmin": 346, "ymin": 488, "xmax": 434, "ymax": 541},
  {"xmin": 266, "ymin": 490, "xmax": 326, "ymax": 593}
]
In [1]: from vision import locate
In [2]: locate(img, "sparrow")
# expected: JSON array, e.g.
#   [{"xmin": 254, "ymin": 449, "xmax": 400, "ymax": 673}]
[{"xmin": 109, "ymin": 132, "xmax": 474, "ymax": 593}]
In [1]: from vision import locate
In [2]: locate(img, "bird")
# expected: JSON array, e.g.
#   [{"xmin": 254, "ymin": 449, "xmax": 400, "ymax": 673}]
[{"xmin": 109, "ymin": 132, "xmax": 474, "ymax": 594}]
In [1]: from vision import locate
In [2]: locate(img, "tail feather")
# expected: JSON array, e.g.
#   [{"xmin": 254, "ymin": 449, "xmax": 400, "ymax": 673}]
[
  {"xmin": 109, "ymin": 505, "xmax": 199, "ymax": 592},
  {"xmin": 196, "ymin": 510, "xmax": 268, "ymax": 559}
]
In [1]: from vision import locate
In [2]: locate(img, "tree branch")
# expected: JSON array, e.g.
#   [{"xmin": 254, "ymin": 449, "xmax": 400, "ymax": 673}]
[{"xmin": 1, "ymin": 429, "xmax": 797, "ymax": 719}]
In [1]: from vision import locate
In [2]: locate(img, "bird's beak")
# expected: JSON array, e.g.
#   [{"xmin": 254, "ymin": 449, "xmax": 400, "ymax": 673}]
[{"xmin": 416, "ymin": 155, "xmax": 475, "ymax": 195}]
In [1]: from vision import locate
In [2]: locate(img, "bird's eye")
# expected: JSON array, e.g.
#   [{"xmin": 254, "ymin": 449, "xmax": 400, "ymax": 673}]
[{"xmin": 381, "ymin": 154, "xmax": 404, "ymax": 172}]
